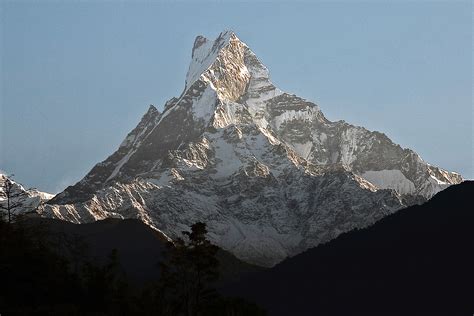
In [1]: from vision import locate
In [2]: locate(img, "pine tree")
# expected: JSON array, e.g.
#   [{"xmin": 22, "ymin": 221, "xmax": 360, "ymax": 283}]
[{"xmin": 159, "ymin": 222, "xmax": 219, "ymax": 316}]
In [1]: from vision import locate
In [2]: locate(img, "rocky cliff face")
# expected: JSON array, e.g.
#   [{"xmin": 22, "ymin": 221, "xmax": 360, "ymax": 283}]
[{"xmin": 42, "ymin": 31, "xmax": 462, "ymax": 267}]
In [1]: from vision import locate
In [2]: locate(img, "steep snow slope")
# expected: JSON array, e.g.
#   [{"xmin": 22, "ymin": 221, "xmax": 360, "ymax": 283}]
[{"xmin": 42, "ymin": 31, "xmax": 462, "ymax": 266}]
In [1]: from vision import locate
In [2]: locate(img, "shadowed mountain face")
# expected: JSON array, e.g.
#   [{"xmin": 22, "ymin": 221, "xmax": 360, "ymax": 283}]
[
  {"xmin": 27, "ymin": 218, "xmax": 259, "ymax": 284},
  {"xmin": 35, "ymin": 218, "xmax": 168, "ymax": 283},
  {"xmin": 38, "ymin": 31, "xmax": 461, "ymax": 267},
  {"xmin": 222, "ymin": 181, "xmax": 474, "ymax": 315}
]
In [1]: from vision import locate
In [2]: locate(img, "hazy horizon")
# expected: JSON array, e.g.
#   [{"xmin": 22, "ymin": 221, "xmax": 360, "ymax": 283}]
[{"xmin": 1, "ymin": 1, "xmax": 472, "ymax": 193}]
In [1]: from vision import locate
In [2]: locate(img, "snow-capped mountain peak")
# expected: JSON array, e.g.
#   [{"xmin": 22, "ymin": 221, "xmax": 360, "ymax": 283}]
[{"xmin": 40, "ymin": 31, "xmax": 462, "ymax": 267}]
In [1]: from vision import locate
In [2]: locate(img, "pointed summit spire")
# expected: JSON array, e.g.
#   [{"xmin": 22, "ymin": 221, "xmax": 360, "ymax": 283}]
[{"xmin": 185, "ymin": 30, "xmax": 240, "ymax": 92}]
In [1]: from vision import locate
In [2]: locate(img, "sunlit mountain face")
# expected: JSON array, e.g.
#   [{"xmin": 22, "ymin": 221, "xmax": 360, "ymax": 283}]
[{"xmin": 24, "ymin": 31, "xmax": 462, "ymax": 267}]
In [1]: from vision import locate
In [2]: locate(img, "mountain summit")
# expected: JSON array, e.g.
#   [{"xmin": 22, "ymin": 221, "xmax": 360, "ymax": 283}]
[{"xmin": 43, "ymin": 31, "xmax": 462, "ymax": 266}]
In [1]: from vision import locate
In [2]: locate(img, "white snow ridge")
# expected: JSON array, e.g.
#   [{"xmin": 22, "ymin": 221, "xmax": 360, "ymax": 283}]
[{"xmin": 37, "ymin": 31, "xmax": 462, "ymax": 267}]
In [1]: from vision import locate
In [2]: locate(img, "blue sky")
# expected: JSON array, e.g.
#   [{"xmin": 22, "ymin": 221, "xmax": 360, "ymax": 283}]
[{"xmin": 1, "ymin": 1, "xmax": 472, "ymax": 193}]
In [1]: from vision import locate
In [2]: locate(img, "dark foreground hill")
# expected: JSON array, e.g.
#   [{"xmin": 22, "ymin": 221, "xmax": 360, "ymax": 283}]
[
  {"xmin": 28, "ymin": 217, "xmax": 259, "ymax": 284},
  {"xmin": 222, "ymin": 181, "xmax": 474, "ymax": 315},
  {"xmin": 1, "ymin": 217, "xmax": 263, "ymax": 315}
]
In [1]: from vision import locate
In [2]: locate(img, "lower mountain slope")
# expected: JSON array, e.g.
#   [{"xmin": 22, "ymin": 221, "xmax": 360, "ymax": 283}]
[
  {"xmin": 40, "ymin": 167, "xmax": 404, "ymax": 267},
  {"xmin": 223, "ymin": 181, "xmax": 474, "ymax": 315}
]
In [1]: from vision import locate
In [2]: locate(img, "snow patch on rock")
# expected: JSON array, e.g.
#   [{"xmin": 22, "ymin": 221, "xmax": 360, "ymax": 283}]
[
  {"xmin": 362, "ymin": 170, "xmax": 416, "ymax": 195},
  {"xmin": 191, "ymin": 85, "xmax": 218, "ymax": 121}
]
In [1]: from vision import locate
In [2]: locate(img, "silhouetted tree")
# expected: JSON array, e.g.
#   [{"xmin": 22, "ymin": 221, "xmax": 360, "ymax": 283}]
[{"xmin": 159, "ymin": 222, "xmax": 219, "ymax": 316}]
